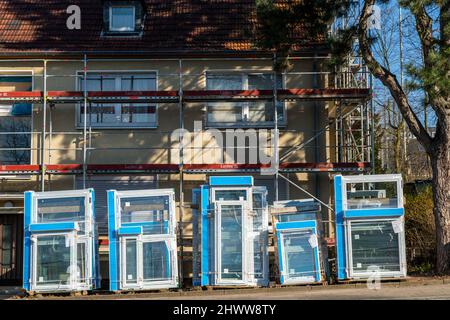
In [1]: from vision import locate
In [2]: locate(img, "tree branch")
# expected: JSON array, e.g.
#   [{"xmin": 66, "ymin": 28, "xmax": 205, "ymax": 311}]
[{"xmin": 358, "ymin": 0, "xmax": 433, "ymax": 151}]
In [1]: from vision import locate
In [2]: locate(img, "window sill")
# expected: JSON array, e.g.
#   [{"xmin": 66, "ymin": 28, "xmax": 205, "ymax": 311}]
[
  {"xmin": 100, "ymin": 31, "xmax": 143, "ymax": 38},
  {"xmin": 76, "ymin": 124, "xmax": 158, "ymax": 130},
  {"xmin": 205, "ymin": 122, "xmax": 287, "ymax": 129}
]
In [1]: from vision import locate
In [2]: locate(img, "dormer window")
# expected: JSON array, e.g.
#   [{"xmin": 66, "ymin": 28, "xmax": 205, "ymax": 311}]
[
  {"xmin": 102, "ymin": 1, "xmax": 145, "ymax": 36},
  {"xmin": 110, "ymin": 6, "xmax": 135, "ymax": 32}
]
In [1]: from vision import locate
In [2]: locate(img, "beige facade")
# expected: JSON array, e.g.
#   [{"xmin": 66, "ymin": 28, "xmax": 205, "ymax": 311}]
[{"xmin": 0, "ymin": 56, "xmax": 342, "ymax": 282}]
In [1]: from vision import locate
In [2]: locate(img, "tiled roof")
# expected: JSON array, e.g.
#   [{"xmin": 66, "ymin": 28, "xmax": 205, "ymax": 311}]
[{"xmin": 0, "ymin": 0, "xmax": 325, "ymax": 55}]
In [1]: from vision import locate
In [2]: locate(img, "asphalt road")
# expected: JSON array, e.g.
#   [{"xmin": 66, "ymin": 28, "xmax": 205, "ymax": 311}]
[{"xmin": 4, "ymin": 281, "xmax": 450, "ymax": 300}]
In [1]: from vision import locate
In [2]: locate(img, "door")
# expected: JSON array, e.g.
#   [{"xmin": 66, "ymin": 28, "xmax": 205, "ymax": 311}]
[
  {"xmin": 280, "ymin": 229, "xmax": 319, "ymax": 284},
  {"xmin": 215, "ymin": 201, "xmax": 247, "ymax": 285},
  {"xmin": 0, "ymin": 214, "xmax": 23, "ymax": 284}
]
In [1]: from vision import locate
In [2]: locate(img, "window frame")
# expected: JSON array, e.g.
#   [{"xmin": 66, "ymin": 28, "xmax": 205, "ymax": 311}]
[
  {"xmin": 109, "ymin": 5, "xmax": 136, "ymax": 32},
  {"xmin": 205, "ymin": 71, "xmax": 287, "ymax": 128},
  {"xmin": 0, "ymin": 70, "xmax": 34, "ymax": 169},
  {"xmin": 345, "ymin": 218, "xmax": 407, "ymax": 279},
  {"xmin": 75, "ymin": 70, "xmax": 159, "ymax": 129}
]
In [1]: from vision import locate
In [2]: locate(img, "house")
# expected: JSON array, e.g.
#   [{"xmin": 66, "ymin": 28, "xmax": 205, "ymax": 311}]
[{"xmin": 0, "ymin": 0, "xmax": 371, "ymax": 286}]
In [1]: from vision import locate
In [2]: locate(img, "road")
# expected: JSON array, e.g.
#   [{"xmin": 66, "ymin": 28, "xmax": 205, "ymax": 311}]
[{"xmin": 3, "ymin": 280, "xmax": 450, "ymax": 300}]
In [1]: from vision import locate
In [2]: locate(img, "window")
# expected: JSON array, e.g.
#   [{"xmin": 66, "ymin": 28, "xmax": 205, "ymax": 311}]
[
  {"xmin": 0, "ymin": 108, "xmax": 31, "ymax": 164},
  {"xmin": 0, "ymin": 74, "xmax": 32, "ymax": 165},
  {"xmin": 110, "ymin": 6, "xmax": 135, "ymax": 32},
  {"xmin": 78, "ymin": 72, "xmax": 157, "ymax": 128},
  {"xmin": 348, "ymin": 220, "xmax": 403, "ymax": 275},
  {"xmin": 206, "ymin": 73, "xmax": 285, "ymax": 127},
  {"xmin": 345, "ymin": 180, "xmax": 399, "ymax": 210},
  {"xmin": 103, "ymin": 1, "xmax": 144, "ymax": 36}
]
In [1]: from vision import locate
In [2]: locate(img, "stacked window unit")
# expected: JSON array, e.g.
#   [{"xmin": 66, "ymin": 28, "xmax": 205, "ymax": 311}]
[
  {"xmin": 334, "ymin": 174, "xmax": 407, "ymax": 280},
  {"xmin": 192, "ymin": 176, "xmax": 269, "ymax": 287},
  {"xmin": 272, "ymin": 199, "xmax": 324, "ymax": 285},
  {"xmin": 23, "ymin": 189, "xmax": 100, "ymax": 293},
  {"xmin": 107, "ymin": 189, "xmax": 178, "ymax": 291}
]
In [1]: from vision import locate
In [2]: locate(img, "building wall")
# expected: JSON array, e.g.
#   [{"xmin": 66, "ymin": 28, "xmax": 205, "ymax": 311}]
[{"xmin": 0, "ymin": 57, "xmax": 335, "ymax": 282}]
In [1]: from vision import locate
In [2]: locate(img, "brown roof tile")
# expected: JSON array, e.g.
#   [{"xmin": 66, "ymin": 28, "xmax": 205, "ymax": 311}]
[{"xmin": 0, "ymin": 0, "xmax": 325, "ymax": 55}]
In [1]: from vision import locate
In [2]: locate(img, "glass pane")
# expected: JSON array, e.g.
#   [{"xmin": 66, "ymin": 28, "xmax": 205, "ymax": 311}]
[
  {"xmin": 214, "ymin": 189, "xmax": 247, "ymax": 201},
  {"xmin": 120, "ymin": 195, "xmax": 171, "ymax": 234},
  {"xmin": 37, "ymin": 197, "xmax": 85, "ymax": 226},
  {"xmin": 207, "ymin": 103, "xmax": 243, "ymax": 123},
  {"xmin": 121, "ymin": 75, "xmax": 157, "ymax": 124},
  {"xmin": 124, "ymin": 239, "xmax": 137, "ymax": 284},
  {"xmin": 77, "ymin": 242, "xmax": 86, "ymax": 284},
  {"xmin": 207, "ymin": 75, "xmax": 242, "ymax": 90},
  {"xmin": 142, "ymin": 241, "xmax": 170, "ymax": 281},
  {"xmin": 36, "ymin": 235, "xmax": 71, "ymax": 286},
  {"xmin": 350, "ymin": 220, "xmax": 401, "ymax": 272},
  {"xmin": 252, "ymin": 192, "xmax": 265, "ymax": 279},
  {"xmin": 346, "ymin": 181, "xmax": 399, "ymax": 209},
  {"xmin": 283, "ymin": 231, "xmax": 316, "ymax": 279},
  {"xmin": 220, "ymin": 205, "xmax": 243, "ymax": 280},
  {"xmin": 0, "ymin": 116, "xmax": 31, "ymax": 164},
  {"xmin": 207, "ymin": 74, "xmax": 243, "ymax": 125},
  {"xmin": 1, "ymin": 225, "xmax": 12, "ymax": 266},
  {"xmin": 111, "ymin": 6, "xmax": 135, "ymax": 31}
]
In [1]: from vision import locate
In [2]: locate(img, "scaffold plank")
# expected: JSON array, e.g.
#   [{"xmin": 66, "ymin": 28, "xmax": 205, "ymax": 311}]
[
  {"xmin": 0, "ymin": 162, "xmax": 370, "ymax": 175},
  {"xmin": 0, "ymin": 88, "xmax": 371, "ymax": 104}
]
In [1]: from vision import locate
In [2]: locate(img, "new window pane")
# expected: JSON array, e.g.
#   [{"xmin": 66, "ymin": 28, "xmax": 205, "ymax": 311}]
[
  {"xmin": 36, "ymin": 235, "xmax": 71, "ymax": 285},
  {"xmin": 346, "ymin": 181, "xmax": 399, "ymax": 209},
  {"xmin": 37, "ymin": 197, "xmax": 85, "ymax": 224},
  {"xmin": 220, "ymin": 205, "xmax": 243, "ymax": 280},
  {"xmin": 110, "ymin": 6, "xmax": 135, "ymax": 31},
  {"xmin": 283, "ymin": 231, "xmax": 316, "ymax": 279},
  {"xmin": 77, "ymin": 242, "xmax": 86, "ymax": 283},
  {"xmin": 252, "ymin": 192, "xmax": 265, "ymax": 278},
  {"xmin": 120, "ymin": 195, "xmax": 171, "ymax": 234},
  {"xmin": 350, "ymin": 220, "xmax": 401, "ymax": 272},
  {"xmin": 142, "ymin": 241, "xmax": 170, "ymax": 281},
  {"xmin": 124, "ymin": 239, "xmax": 137, "ymax": 284},
  {"xmin": 214, "ymin": 189, "xmax": 247, "ymax": 201}
]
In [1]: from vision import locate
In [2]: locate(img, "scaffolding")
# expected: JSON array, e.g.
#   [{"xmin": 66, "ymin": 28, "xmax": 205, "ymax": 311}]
[{"xmin": 0, "ymin": 54, "xmax": 372, "ymax": 283}]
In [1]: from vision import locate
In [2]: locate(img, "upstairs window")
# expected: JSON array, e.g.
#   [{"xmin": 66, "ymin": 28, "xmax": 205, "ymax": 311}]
[
  {"xmin": 206, "ymin": 72, "xmax": 286, "ymax": 128},
  {"xmin": 110, "ymin": 6, "xmax": 135, "ymax": 32},
  {"xmin": 77, "ymin": 72, "xmax": 158, "ymax": 128},
  {"xmin": 103, "ymin": 1, "xmax": 144, "ymax": 36}
]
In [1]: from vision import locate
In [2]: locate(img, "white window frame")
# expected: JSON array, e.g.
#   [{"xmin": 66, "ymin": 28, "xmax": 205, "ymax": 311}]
[
  {"xmin": 30, "ymin": 231, "xmax": 92, "ymax": 292},
  {"xmin": 249, "ymin": 186, "xmax": 269, "ymax": 286},
  {"xmin": 120, "ymin": 234, "xmax": 178, "ymax": 290},
  {"xmin": 76, "ymin": 70, "xmax": 158, "ymax": 129},
  {"xmin": 32, "ymin": 189, "xmax": 93, "ymax": 233},
  {"xmin": 341, "ymin": 174, "xmax": 404, "ymax": 211},
  {"xmin": 205, "ymin": 71, "xmax": 287, "ymax": 128},
  {"xmin": 345, "ymin": 217, "xmax": 407, "ymax": 279},
  {"xmin": 116, "ymin": 188, "xmax": 176, "ymax": 232},
  {"xmin": 214, "ymin": 200, "xmax": 249, "ymax": 285},
  {"xmin": 278, "ymin": 228, "xmax": 320, "ymax": 285},
  {"xmin": 115, "ymin": 189, "xmax": 178, "ymax": 290},
  {"xmin": 109, "ymin": 5, "xmax": 136, "ymax": 32}
]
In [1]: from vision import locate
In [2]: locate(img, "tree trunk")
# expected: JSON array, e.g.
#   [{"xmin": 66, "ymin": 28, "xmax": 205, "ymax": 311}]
[{"xmin": 429, "ymin": 137, "xmax": 450, "ymax": 274}]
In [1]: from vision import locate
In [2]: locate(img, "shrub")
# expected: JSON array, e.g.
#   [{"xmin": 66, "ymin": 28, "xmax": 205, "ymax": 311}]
[{"xmin": 404, "ymin": 185, "xmax": 436, "ymax": 273}]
